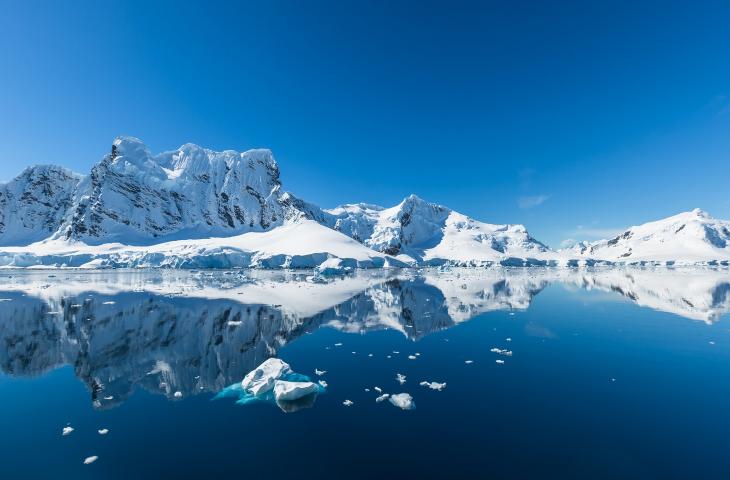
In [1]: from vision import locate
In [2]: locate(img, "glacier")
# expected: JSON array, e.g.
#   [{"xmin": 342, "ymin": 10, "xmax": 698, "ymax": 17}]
[{"xmin": 0, "ymin": 136, "xmax": 728, "ymax": 269}]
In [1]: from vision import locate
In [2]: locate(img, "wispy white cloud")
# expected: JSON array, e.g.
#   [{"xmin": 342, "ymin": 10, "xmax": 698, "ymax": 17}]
[{"xmin": 517, "ymin": 194, "xmax": 550, "ymax": 209}]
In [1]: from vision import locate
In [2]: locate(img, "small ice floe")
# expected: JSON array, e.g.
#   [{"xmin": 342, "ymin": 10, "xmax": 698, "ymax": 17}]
[
  {"xmin": 368, "ymin": 353, "xmax": 373, "ymax": 357},
  {"xmin": 709, "ymin": 341, "xmax": 716, "ymax": 345},
  {"xmin": 610, "ymin": 378, "xmax": 616, "ymax": 382},
  {"xmin": 318, "ymin": 380, "xmax": 328, "ymax": 388},
  {"xmin": 408, "ymin": 355, "xmax": 417, "ymax": 360},
  {"xmin": 495, "ymin": 359, "xmax": 505, "ymax": 364},
  {"xmin": 509, "ymin": 312, "xmax": 515, "ymax": 316},
  {"xmin": 415, "ymin": 353, "xmax": 420, "ymax": 356},
  {"xmin": 490, "ymin": 348, "xmax": 512, "ymax": 356},
  {"xmin": 364, "ymin": 388, "xmax": 370, "ymax": 392},
  {"xmin": 419, "ymin": 381, "xmax": 446, "ymax": 391},
  {"xmin": 0, "ymin": 298, "xmax": 12, "ymax": 302},
  {"xmin": 386, "ymin": 355, "xmax": 392, "ymax": 359},
  {"xmin": 505, "ymin": 338, "xmax": 512, "ymax": 342},
  {"xmin": 334, "ymin": 343, "xmax": 343, "ymax": 347},
  {"xmin": 375, "ymin": 393, "xmax": 390, "ymax": 403},
  {"xmin": 98, "ymin": 429, "xmax": 109, "ymax": 435},
  {"xmin": 465, "ymin": 360, "xmax": 474, "ymax": 364},
  {"xmin": 343, "ymin": 399, "xmax": 354, "ymax": 407},
  {"xmin": 103, "ymin": 396, "xmax": 114, "ymax": 400},
  {"xmin": 314, "ymin": 369, "xmax": 326, "ymax": 376},
  {"xmin": 374, "ymin": 386, "xmax": 383, "ymax": 393},
  {"xmin": 174, "ymin": 391, "xmax": 182, "ymax": 398},
  {"xmin": 352, "ymin": 351, "xmax": 357, "ymax": 355},
  {"xmin": 62, "ymin": 426, "xmax": 74, "ymax": 436},
  {"xmin": 396, "ymin": 373, "xmax": 406, "ymax": 385},
  {"xmin": 393, "ymin": 351, "xmax": 400, "ymax": 354},
  {"xmin": 389, "ymin": 393, "xmax": 415, "ymax": 410},
  {"xmin": 102, "ymin": 301, "xmax": 116, "ymax": 305},
  {"xmin": 83, "ymin": 456, "xmax": 98, "ymax": 465},
  {"xmin": 227, "ymin": 320, "xmax": 242, "ymax": 326}
]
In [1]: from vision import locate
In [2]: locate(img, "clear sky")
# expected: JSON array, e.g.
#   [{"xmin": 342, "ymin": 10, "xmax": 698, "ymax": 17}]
[{"xmin": 1, "ymin": 0, "xmax": 729, "ymax": 247}]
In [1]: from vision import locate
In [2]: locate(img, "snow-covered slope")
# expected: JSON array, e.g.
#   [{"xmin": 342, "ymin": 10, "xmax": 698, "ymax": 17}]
[
  {"xmin": 54, "ymin": 137, "xmax": 306, "ymax": 244},
  {"xmin": 323, "ymin": 195, "xmax": 552, "ymax": 266},
  {"xmin": 0, "ymin": 165, "xmax": 82, "ymax": 246},
  {"xmin": 0, "ymin": 220, "xmax": 403, "ymax": 269},
  {"xmin": 564, "ymin": 209, "xmax": 730, "ymax": 266}
]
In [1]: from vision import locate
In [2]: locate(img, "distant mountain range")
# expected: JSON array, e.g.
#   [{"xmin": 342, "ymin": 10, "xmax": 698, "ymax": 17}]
[{"xmin": 0, "ymin": 136, "xmax": 728, "ymax": 269}]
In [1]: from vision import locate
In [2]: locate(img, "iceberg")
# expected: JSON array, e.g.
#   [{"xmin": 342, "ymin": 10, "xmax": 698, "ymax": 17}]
[
  {"xmin": 241, "ymin": 358, "xmax": 292, "ymax": 396},
  {"xmin": 273, "ymin": 380, "xmax": 319, "ymax": 402}
]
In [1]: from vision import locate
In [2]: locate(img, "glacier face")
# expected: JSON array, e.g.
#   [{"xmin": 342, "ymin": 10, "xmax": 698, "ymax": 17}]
[{"xmin": 0, "ymin": 136, "xmax": 728, "ymax": 268}]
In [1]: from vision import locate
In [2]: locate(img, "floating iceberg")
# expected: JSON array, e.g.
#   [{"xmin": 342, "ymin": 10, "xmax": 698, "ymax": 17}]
[
  {"xmin": 83, "ymin": 456, "xmax": 98, "ymax": 465},
  {"xmin": 216, "ymin": 358, "xmax": 323, "ymax": 412},
  {"xmin": 419, "ymin": 381, "xmax": 446, "ymax": 391}
]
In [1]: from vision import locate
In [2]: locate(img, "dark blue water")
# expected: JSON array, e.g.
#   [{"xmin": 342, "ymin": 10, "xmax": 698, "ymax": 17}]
[{"xmin": 1, "ymin": 269, "xmax": 729, "ymax": 479}]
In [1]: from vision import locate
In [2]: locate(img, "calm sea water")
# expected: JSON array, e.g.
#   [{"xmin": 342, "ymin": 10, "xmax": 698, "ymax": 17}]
[{"xmin": 0, "ymin": 268, "xmax": 729, "ymax": 479}]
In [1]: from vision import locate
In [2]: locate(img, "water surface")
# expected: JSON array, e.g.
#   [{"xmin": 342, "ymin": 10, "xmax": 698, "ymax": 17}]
[{"xmin": 1, "ymin": 268, "xmax": 729, "ymax": 479}]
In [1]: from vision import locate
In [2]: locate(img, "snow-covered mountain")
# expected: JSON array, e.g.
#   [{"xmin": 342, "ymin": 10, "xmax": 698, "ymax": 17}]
[
  {"xmin": 0, "ymin": 165, "xmax": 82, "ymax": 246},
  {"xmin": 53, "ymin": 137, "xmax": 308, "ymax": 244},
  {"xmin": 564, "ymin": 209, "xmax": 730, "ymax": 266},
  {"xmin": 0, "ymin": 136, "xmax": 728, "ymax": 268},
  {"xmin": 323, "ymin": 194, "xmax": 552, "ymax": 266}
]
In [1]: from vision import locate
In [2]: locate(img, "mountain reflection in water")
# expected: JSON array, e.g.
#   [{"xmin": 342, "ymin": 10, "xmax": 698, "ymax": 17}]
[{"xmin": 0, "ymin": 268, "xmax": 728, "ymax": 408}]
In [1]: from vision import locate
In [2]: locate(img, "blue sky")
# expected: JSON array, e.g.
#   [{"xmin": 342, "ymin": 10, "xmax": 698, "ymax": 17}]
[{"xmin": 1, "ymin": 0, "xmax": 729, "ymax": 247}]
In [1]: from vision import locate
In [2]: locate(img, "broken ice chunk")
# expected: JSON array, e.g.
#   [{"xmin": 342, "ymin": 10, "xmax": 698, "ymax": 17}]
[
  {"xmin": 374, "ymin": 386, "xmax": 383, "ymax": 393},
  {"xmin": 273, "ymin": 380, "xmax": 319, "ymax": 402},
  {"xmin": 343, "ymin": 399, "xmax": 354, "ymax": 407},
  {"xmin": 375, "ymin": 394, "xmax": 390, "ymax": 403},
  {"xmin": 318, "ymin": 380, "xmax": 328, "ymax": 388},
  {"xmin": 314, "ymin": 369, "xmax": 326, "ymax": 376},
  {"xmin": 241, "ymin": 358, "xmax": 292, "ymax": 396},
  {"xmin": 174, "ymin": 391, "xmax": 182, "ymax": 398},
  {"xmin": 408, "ymin": 355, "xmax": 417, "ymax": 360},
  {"xmin": 83, "ymin": 456, "xmax": 98, "ymax": 465},
  {"xmin": 396, "ymin": 373, "xmax": 406, "ymax": 385},
  {"xmin": 465, "ymin": 360, "xmax": 474, "ymax": 364},
  {"xmin": 98, "ymin": 429, "xmax": 109, "ymax": 435},
  {"xmin": 389, "ymin": 393, "xmax": 415, "ymax": 410},
  {"xmin": 420, "ymin": 381, "xmax": 446, "ymax": 391},
  {"xmin": 495, "ymin": 359, "xmax": 505, "ymax": 364},
  {"xmin": 62, "ymin": 426, "xmax": 74, "ymax": 436}
]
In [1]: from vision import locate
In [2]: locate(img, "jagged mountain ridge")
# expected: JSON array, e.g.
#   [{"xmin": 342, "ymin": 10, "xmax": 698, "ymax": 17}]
[{"xmin": 0, "ymin": 136, "xmax": 728, "ymax": 267}]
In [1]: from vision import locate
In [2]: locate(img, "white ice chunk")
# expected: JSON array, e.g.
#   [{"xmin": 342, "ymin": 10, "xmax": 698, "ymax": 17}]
[
  {"xmin": 241, "ymin": 358, "xmax": 292, "ymax": 396},
  {"xmin": 273, "ymin": 380, "xmax": 319, "ymax": 402},
  {"xmin": 396, "ymin": 373, "xmax": 406, "ymax": 385},
  {"xmin": 375, "ymin": 393, "xmax": 390, "ymax": 402},
  {"xmin": 174, "ymin": 391, "xmax": 182, "ymax": 398},
  {"xmin": 465, "ymin": 360, "xmax": 474, "ymax": 364},
  {"xmin": 83, "ymin": 456, "xmax": 98, "ymax": 465},
  {"xmin": 408, "ymin": 355, "xmax": 417, "ymax": 360},
  {"xmin": 62, "ymin": 426, "xmax": 74, "ymax": 436},
  {"xmin": 318, "ymin": 380, "xmax": 328, "ymax": 388},
  {"xmin": 420, "ymin": 381, "xmax": 446, "ymax": 391},
  {"xmin": 314, "ymin": 369, "xmax": 326, "ymax": 376},
  {"xmin": 496, "ymin": 359, "xmax": 505, "ymax": 364},
  {"xmin": 343, "ymin": 399, "xmax": 354, "ymax": 406},
  {"xmin": 374, "ymin": 386, "xmax": 383, "ymax": 393},
  {"xmin": 389, "ymin": 393, "xmax": 415, "ymax": 410}
]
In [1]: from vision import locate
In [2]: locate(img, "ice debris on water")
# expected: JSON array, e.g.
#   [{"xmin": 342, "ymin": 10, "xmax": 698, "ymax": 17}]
[
  {"xmin": 495, "ymin": 359, "xmax": 505, "ymax": 364},
  {"xmin": 505, "ymin": 338, "xmax": 512, "ymax": 342},
  {"xmin": 375, "ymin": 394, "xmax": 390, "ymax": 402},
  {"xmin": 174, "ymin": 391, "xmax": 182, "ymax": 398},
  {"xmin": 408, "ymin": 355, "xmax": 417, "ymax": 360},
  {"xmin": 490, "ymin": 348, "xmax": 512, "ymax": 356},
  {"xmin": 98, "ymin": 429, "xmax": 109, "ymax": 435},
  {"xmin": 315, "ymin": 369, "xmax": 326, "ymax": 376},
  {"xmin": 334, "ymin": 343, "xmax": 343, "ymax": 347},
  {"xmin": 62, "ymin": 426, "xmax": 74, "ymax": 436},
  {"xmin": 318, "ymin": 380, "xmax": 328, "ymax": 388},
  {"xmin": 374, "ymin": 386, "xmax": 383, "ymax": 393},
  {"xmin": 419, "ymin": 381, "xmax": 446, "ymax": 391},
  {"xmin": 343, "ymin": 399, "xmax": 354, "ymax": 407},
  {"xmin": 83, "ymin": 456, "xmax": 98, "ymax": 465},
  {"xmin": 465, "ymin": 360, "xmax": 474, "ymax": 364},
  {"xmin": 389, "ymin": 393, "xmax": 415, "ymax": 410},
  {"xmin": 396, "ymin": 373, "xmax": 406, "ymax": 385}
]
